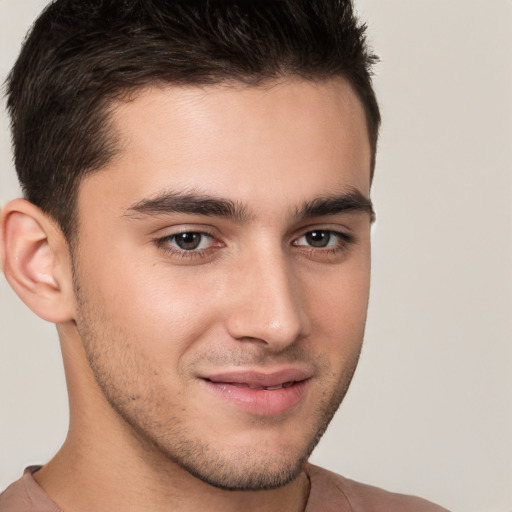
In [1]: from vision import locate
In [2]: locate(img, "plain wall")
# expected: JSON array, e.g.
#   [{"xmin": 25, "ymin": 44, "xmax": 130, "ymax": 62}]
[{"xmin": 1, "ymin": 1, "xmax": 511, "ymax": 511}]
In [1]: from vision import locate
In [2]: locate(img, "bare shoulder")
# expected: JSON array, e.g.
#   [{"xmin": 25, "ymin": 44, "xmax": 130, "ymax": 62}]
[{"xmin": 306, "ymin": 464, "xmax": 450, "ymax": 512}]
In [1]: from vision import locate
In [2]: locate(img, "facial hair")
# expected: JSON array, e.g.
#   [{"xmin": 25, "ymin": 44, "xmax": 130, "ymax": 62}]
[{"xmin": 73, "ymin": 269, "xmax": 362, "ymax": 491}]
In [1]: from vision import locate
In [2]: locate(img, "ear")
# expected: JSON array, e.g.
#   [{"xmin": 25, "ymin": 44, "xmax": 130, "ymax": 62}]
[{"xmin": 1, "ymin": 198, "xmax": 76, "ymax": 323}]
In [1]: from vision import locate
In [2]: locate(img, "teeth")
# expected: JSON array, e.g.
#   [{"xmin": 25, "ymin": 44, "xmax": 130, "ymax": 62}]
[{"xmin": 249, "ymin": 381, "xmax": 295, "ymax": 390}]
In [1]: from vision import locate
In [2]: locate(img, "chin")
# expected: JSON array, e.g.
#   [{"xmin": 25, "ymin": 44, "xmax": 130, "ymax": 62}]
[
  {"xmin": 175, "ymin": 450, "xmax": 309, "ymax": 491},
  {"xmin": 145, "ymin": 420, "xmax": 325, "ymax": 491}
]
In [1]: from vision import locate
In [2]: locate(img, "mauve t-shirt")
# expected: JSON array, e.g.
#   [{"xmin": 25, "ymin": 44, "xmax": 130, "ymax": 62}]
[{"xmin": 0, "ymin": 464, "xmax": 450, "ymax": 511}]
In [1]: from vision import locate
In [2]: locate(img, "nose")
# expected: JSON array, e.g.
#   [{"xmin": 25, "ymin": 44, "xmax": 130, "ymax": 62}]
[{"xmin": 224, "ymin": 247, "xmax": 309, "ymax": 351}]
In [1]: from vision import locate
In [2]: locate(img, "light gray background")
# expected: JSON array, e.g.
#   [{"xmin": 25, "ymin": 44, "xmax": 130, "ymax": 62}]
[{"xmin": 1, "ymin": 1, "xmax": 511, "ymax": 511}]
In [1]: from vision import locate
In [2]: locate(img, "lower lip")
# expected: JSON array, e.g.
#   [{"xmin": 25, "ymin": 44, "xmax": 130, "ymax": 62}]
[{"xmin": 202, "ymin": 379, "xmax": 309, "ymax": 416}]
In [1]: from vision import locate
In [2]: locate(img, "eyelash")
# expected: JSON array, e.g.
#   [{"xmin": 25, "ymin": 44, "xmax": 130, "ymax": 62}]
[{"xmin": 155, "ymin": 229, "xmax": 355, "ymax": 260}]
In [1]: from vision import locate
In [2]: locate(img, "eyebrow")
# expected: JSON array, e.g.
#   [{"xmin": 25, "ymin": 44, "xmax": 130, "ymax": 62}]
[
  {"xmin": 296, "ymin": 189, "xmax": 375, "ymax": 221},
  {"xmin": 125, "ymin": 191, "xmax": 251, "ymax": 223},
  {"xmin": 124, "ymin": 188, "xmax": 374, "ymax": 222}
]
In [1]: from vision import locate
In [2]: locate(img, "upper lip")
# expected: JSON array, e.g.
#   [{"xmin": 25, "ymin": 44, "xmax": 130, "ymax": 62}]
[{"xmin": 202, "ymin": 369, "xmax": 312, "ymax": 388}]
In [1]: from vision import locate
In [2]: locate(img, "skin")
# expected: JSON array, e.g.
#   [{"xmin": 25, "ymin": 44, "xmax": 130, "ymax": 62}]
[{"xmin": 1, "ymin": 78, "xmax": 372, "ymax": 512}]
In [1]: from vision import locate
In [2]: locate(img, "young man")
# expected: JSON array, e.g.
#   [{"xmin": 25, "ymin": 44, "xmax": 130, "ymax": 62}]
[{"xmin": 0, "ymin": 1, "xmax": 449, "ymax": 511}]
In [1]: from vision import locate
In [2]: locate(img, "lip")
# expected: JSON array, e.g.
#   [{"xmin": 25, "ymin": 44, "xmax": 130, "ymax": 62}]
[{"xmin": 201, "ymin": 369, "xmax": 312, "ymax": 416}]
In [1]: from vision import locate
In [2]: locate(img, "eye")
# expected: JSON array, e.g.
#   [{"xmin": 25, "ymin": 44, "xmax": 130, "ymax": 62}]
[
  {"xmin": 294, "ymin": 230, "xmax": 349, "ymax": 249},
  {"xmin": 164, "ymin": 232, "xmax": 214, "ymax": 251}
]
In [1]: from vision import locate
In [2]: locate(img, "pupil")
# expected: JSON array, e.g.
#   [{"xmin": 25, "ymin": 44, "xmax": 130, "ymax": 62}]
[
  {"xmin": 306, "ymin": 231, "xmax": 330, "ymax": 248},
  {"xmin": 176, "ymin": 233, "xmax": 201, "ymax": 250}
]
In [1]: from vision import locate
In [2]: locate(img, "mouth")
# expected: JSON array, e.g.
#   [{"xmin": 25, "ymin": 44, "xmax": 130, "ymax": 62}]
[
  {"xmin": 217, "ymin": 380, "xmax": 297, "ymax": 390},
  {"xmin": 200, "ymin": 370, "xmax": 311, "ymax": 416}
]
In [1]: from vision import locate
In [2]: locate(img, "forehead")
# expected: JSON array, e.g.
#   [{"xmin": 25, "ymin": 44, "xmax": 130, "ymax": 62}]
[{"xmin": 79, "ymin": 78, "xmax": 371, "ymax": 219}]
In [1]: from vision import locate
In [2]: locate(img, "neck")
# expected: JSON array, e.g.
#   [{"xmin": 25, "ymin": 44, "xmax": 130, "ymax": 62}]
[{"xmin": 34, "ymin": 439, "xmax": 310, "ymax": 512}]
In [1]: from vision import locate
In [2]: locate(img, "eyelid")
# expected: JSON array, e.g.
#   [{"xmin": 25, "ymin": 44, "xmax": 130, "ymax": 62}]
[
  {"xmin": 292, "ymin": 226, "xmax": 354, "ymax": 243},
  {"xmin": 154, "ymin": 228, "xmax": 224, "ymax": 259},
  {"xmin": 150, "ymin": 221, "xmax": 220, "ymax": 236},
  {"xmin": 293, "ymin": 231, "xmax": 346, "ymax": 247},
  {"xmin": 291, "ymin": 228, "xmax": 356, "ymax": 260},
  {"xmin": 152, "ymin": 225, "xmax": 356, "ymax": 264}
]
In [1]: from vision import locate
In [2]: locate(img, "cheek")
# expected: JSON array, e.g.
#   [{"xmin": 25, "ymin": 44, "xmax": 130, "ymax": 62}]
[
  {"xmin": 302, "ymin": 256, "xmax": 370, "ymax": 351},
  {"xmin": 77, "ymin": 243, "xmax": 224, "ymax": 359}
]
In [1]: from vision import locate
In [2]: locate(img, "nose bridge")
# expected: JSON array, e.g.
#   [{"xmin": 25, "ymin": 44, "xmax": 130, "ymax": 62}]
[{"xmin": 225, "ymin": 242, "xmax": 307, "ymax": 349}]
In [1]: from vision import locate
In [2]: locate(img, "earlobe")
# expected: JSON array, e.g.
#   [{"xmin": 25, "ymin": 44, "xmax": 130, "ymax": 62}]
[{"xmin": 1, "ymin": 199, "xmax": 76, "ymax": 323}]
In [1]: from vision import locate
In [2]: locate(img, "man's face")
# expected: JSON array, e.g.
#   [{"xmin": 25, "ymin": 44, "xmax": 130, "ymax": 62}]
[{"xmin": 72, "ymin": 79, "xmax": 372, "ymax": 490}]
